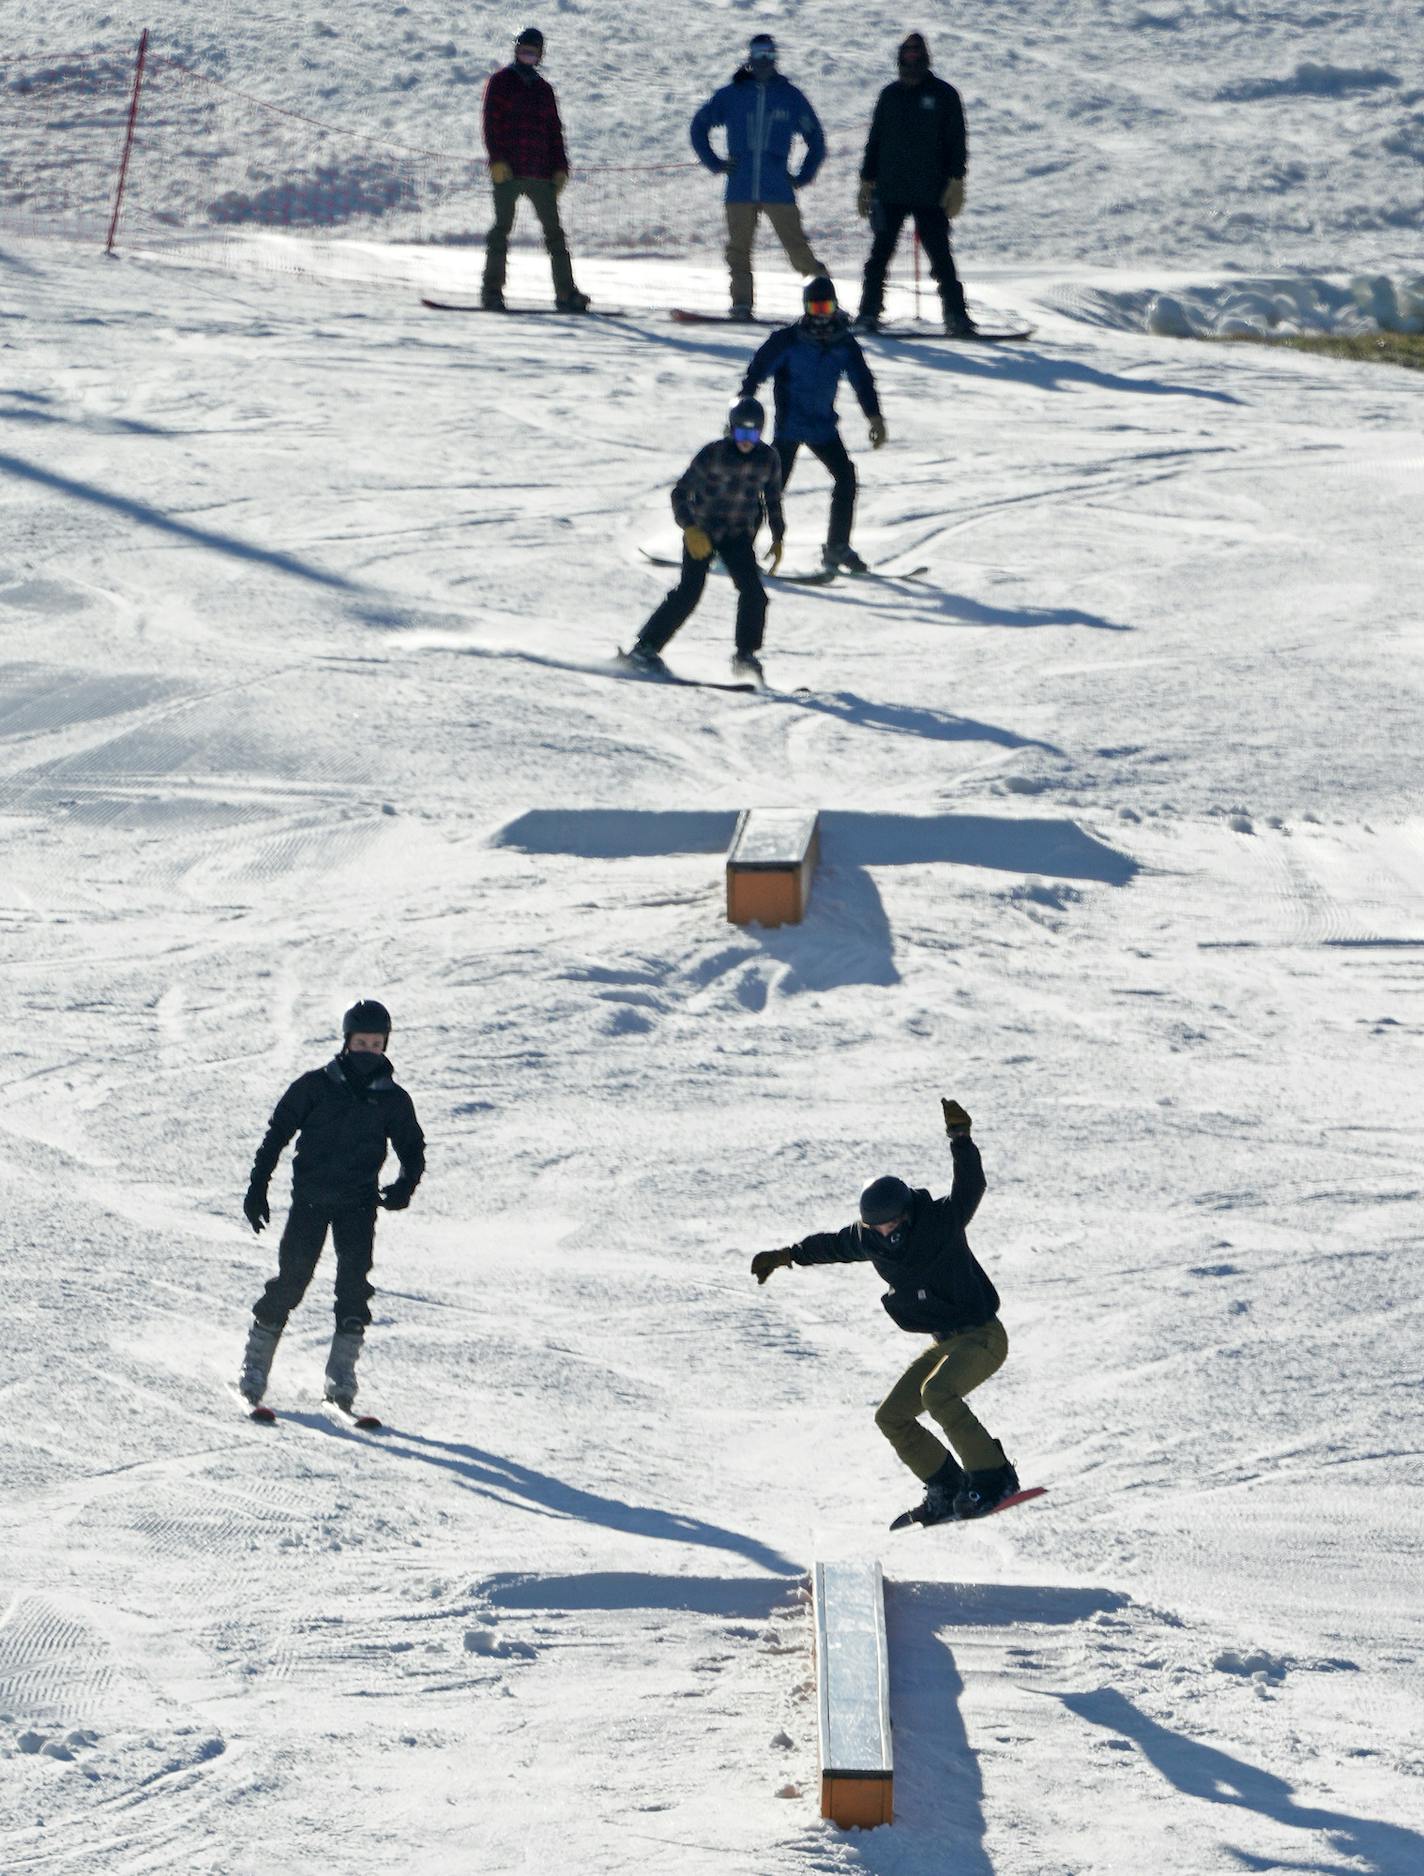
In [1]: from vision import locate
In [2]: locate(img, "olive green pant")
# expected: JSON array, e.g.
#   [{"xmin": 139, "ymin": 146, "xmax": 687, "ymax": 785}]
[
  {"xmin": 724, "ymin": 201, "xmax": 827, "ymax": 311},
  {"xmin": 483, "ymin": 177, "xmax": 577, "ymax": 301},
  {"xmin": 874, "ymin": 1317, "xmax": 1009, "ymax": 1481}
]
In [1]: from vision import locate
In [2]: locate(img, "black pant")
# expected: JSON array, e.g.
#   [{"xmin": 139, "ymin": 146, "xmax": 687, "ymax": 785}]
[
  {"xmin": 859, "ymin": 201, "xmax": 967, "ymax": 321},
  {"xmin": 777, "ymin": 434, "xmax": 857, "ymax": 550},
  {"xmin": 638, "ymin": 532, "xmax": 767, "ymax": 658},
  {"xmin": 254, "ymin": 1199, "xmax": 377, "ymax": 1331}
]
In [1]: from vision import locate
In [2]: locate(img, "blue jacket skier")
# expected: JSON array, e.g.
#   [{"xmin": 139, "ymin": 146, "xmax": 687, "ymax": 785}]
[
  {"xmin": 739, "ymin": 276, "xmax": 886, "ymax": 573},
  {"xmin": 690, "ymin": 33, "xmax": 829, "ymax": 318}
]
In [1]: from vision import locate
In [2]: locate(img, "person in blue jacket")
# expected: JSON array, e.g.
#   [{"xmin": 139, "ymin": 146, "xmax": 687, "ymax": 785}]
[
  {"xmin": 690, "ymin": 33, "xmax": 828, "ymax": 320},
  {"xmin": 739, "ymin": 276, "xmax": 886, "ymax": 574}
]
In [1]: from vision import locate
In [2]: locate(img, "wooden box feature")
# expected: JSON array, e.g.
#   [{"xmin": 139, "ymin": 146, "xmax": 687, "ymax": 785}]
[
  {"xmin": 814, "ymin": 1559, "xmax": 893, "ymax": 1829},
  {"xmin": 725, "ymin": 808, "xmax": 820, "ymax": 927}
]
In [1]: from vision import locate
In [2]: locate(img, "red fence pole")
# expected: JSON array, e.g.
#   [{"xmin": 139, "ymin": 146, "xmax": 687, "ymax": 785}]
[
  {"xmin": 913, "ymin": 230, "xmax": 922, "ymax": 323},
  {"xmin": 105, "ymin": 27, "xmax": 150, "ymax": 255}
]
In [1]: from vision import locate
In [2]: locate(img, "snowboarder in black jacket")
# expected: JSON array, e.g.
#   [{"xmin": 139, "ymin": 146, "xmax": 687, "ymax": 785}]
[
  {"xmin": 739, "ymin": 275, "xmax": 885, "ymax": 574},
  {"xmin": 238, "ymin": 998, "xmax": 425, "ymax": 1411},
  {"xmin": 750, "ymin": 1098, "xmax": 1019, "ymax": 1523},
  {"xmin": 856, "ymin": 33, "xmax": 977, "ymax": 338},
  {"xmin": 628, "ymin": 395, "xmax": 785, "ymax": 682}
]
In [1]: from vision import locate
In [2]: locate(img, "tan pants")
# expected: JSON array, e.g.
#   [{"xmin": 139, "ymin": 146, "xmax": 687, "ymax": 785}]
[
  {"xmin": 724, "ymin": 201, "xmax": 826, "ymax": 311},
  {"xmin": 874, "ymin": 1318, "xmax": 1009, "ymax": 1481},
  {"xmin": 483, "ymin": 177, "xmax": 576, "ymax": 302}
]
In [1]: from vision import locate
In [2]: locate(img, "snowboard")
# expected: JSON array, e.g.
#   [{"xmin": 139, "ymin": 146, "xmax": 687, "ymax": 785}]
[
  {"xmin": 639, "ymin": 548, "xmax": 927, "ymax": 586},
  {"xmin": 420, "ymin": 297, "xmax": 625, "ymax": 319},
  {"xmin": 890, "ymin": 1485, "xmax": 1047, "ymax": 1531},
  {"xmin": 614, "ymin": 648, "xmax": 759, "ymax": 693},
  {"xmin": 668, "ymin": 308, "xmax": 783, "ymax": 327}
]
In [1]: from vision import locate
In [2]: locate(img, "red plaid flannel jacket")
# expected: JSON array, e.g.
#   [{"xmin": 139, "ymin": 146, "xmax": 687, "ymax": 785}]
[{"xmin": 482, "ymin": 65, "xmax": 569, "ymax": 180}]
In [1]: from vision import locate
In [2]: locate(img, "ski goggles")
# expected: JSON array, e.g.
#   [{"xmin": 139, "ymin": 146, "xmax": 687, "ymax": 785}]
[
  {"xmin": 731, "ymin": 423, "xmax": 762, "ymax": 444},
  {"xmin": 806, "ymin": 297, "xmax": 836, "ymax": 319}
]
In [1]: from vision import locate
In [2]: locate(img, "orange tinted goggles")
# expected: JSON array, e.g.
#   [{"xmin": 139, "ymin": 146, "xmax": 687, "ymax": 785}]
[{"xmin": 806, "ymin": 298, "xmax": 836, "ymax": 317}]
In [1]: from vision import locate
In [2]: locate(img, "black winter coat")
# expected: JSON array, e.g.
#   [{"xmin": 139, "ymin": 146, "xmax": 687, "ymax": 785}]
[
  {"xmin": 788, "ymin": 1135, "xmax": 999, "ymax": 1337},
  {"xmin": 249, "ymin": 1056, "xmax": 426, "ymax": 1210},
  {"xmin": 861, "ymin": 74, "xmax": 967, "ymax": 207}
]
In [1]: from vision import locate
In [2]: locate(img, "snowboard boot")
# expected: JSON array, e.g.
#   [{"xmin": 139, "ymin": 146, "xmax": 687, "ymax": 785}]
[
  {"xmin": 323, "ymin": 1325, "xmax": 365, "ymax": 1411},
  {"xmin": 481, "ymin": 289, "xmax": 507, "ymax": 312},
  {"xmin": 943, "ymin": 306, "xmax": 981, "ymax": 340},
  {"xmin": 852, "ymin": 311, "xmax": 881, "ymax": 334},
  {"xmin": 912, "ymin": 1453, "xmax": 967, "ymax": 1526},
  {"xmin": 822, "ymin": 542, "xmax": 869, "ymax": 574},
  {"xmin": 731, "ymin": 650, "xmax": 764, "ymax": 682},
  {"xmin": 238, "ymin": 1320, "xmax": 281, "ymax": 1406},
  {"xmin": 556, "ymin": 289, "xmax": 591, "ymax": 313},
  {"xmin": 626, "ymin": 642, "xmax": 668, "ymax": 674},
  {"xmin": 729, "ymin": 303, "xmax": 754, "ymax": 323},
  {"xmin": 952, "ymin": 1451, "xmax": 1019, "ymax": 1520}
]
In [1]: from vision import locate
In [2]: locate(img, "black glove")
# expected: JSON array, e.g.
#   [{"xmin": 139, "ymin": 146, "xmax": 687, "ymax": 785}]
[
  {"xmin": 941, "ymin": 1098, "xmax": 972, "ymax": 1136},
  {"xmin": 379, "ymin": 1177, "xmax": 414, "ymax": 1211},
  {"xmin": 751, "ymin": 1248, "xmax": 794, "ymax": 1285},
  {"xmin": 243, "ymin": 1183, "xmax": 270, "ymax": 1234},
  {"xmin": 719, "ymin": 156, "xmax": 738, "ymax": 176}
]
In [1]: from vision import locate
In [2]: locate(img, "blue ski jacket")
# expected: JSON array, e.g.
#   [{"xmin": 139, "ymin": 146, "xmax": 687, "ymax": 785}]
[
  {"xmin": 740, "ymin": 316, "xmax": 881, "ymax": 447},
  {"xmin": 690, "ymin": 68, "xmax": 826, "ymax": 205}
]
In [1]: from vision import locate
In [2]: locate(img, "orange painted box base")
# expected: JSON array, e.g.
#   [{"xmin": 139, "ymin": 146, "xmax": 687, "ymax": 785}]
[{"xmin": 821, "ymin": 1773, "xmax": 893, "ymax": 1828}]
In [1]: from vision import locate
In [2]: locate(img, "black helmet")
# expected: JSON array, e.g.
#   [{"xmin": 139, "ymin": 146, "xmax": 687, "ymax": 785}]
[
  {"xmin": 516, "ymin": 27, "xmax": 545, "ymax": 54},
  {"xmin": 860, "ymin": 1175, "xmax": 913, "ymax": 1226},
  {"xmin": 728, "ymin": 395, "xmax": 765, "ymax": 436},
  {"xmin": 342, "ymin": 998, "xmax": 391, "ymax": 1040},
  {"xmin": 803, "ymin": 275, "xmax": 837, "ymax": 309}
]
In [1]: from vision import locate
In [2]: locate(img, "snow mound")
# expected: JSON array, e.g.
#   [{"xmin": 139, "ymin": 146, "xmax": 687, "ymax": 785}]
[
  {"xmin": 1060, "ymin": 274, "xmax": 1424, "ymax": 340},
  {"xmin": 1216, "ymin": 62, "xmax": 1401, "ymax": 103}
]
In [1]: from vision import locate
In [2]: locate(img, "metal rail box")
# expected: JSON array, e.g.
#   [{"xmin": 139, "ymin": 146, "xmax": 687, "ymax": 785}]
[{"xmin": 813, "ymin": 1559, "xmax": 893, "ymax": 1828}]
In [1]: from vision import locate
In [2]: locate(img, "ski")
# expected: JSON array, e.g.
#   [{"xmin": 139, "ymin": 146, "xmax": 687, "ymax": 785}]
[
  {"xmin": 868, "ymin": 325, "xmax": 1034, "ymax": 344},
  {"xmin": 890, "ymin": 1485, "xmax": 1047, "ymax": 1531},
  {"xmin": 420, "ymin": 298, "xmax": 625, "ymax": 319},
  {"xmin": 614, "ymin": 649, "xmax": 758, "ymax": 693}
]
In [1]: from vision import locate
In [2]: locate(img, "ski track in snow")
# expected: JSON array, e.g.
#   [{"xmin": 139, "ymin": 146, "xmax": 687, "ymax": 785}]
[{"xmin": 3, "ymin": 5, "xmax": 1424, "ymax": 1869}]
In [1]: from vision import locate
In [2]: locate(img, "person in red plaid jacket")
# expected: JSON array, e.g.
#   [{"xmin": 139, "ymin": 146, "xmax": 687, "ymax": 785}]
[{"xmin": 481, "ymin": 27, "xmax": 590, "ymax": 313}]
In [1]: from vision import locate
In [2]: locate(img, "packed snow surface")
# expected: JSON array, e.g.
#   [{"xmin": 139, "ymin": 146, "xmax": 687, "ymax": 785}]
[{"xmin": 3, "ymin": 3, "xmax": 1424, "ymax": 1873}]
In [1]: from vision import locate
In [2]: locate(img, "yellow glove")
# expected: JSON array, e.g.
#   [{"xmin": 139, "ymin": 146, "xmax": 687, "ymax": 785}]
[
  {"xmin": 490, "ymin": 160, "xmax": 514, "ymax": 186},
  {"xmin": 857, "ymin": 179, "xmax": 874, "ymax": 219},
  {"xmin": 683, "ymin": 526, "xmax": 714, "ymax": 561},
  {"xmin": 942, "ymin": 176, "xmax": 965, "ymax": 218},
  {"xmin": 941, "ymin": 1098, "xmax": 972, "ymax": 1136},
  {"xmin": 553, "ymin": 169, "xmax": 569, "ymax": 196},
  {"xmin": 868, "ymin": 415, "xmax": 887, "ymax": 449},
  {"xmin": 751, "ymin": 1248, "xmax": 794, "ymax": 1285},
  {"xmin": 763, "ymin": 538, "xmax": 784, "ymax": 574}
]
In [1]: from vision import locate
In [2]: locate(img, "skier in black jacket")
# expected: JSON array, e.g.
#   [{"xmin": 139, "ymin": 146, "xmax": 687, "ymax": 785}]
[
  {"xmin": 238, "ymin": 998, "xmax": 425, "ymax": 1411},
  {"xmin": 855, "ymin": 33, "xmax": 977, "ymax": 338},
  {"xmin": 751, "ymin": 1098, "xmax": 1018, "ymax": 1523}
]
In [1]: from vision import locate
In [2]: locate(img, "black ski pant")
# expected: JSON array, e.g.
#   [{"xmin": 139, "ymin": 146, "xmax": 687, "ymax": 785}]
[
  {"xmin": 776, "ymin": 434, "xmax": 857, "ymax": 551},
  {"xmin": 859, "ymin": 201, "xmax": 967, "ymax": 322},
  {"xmin": 253, "ymin": 1198, "xmax": 377, "ymax": 1332},
  {"xmin": 637, "ymin": 532, "xmax": 766, "ymax": 658}
]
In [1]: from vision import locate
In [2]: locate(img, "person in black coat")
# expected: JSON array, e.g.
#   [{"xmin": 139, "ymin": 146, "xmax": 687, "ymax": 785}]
[
  {"xmin": 855, "ymin": 32, "xmax": 978, "ymax": 337},
  {"xmin": 237, "ymin": 998, "xmax": 426, "ymax": 1410},
  {"xmin": 750, "ymin": 1098, "xmax": 1018, "ymax": 1523}
]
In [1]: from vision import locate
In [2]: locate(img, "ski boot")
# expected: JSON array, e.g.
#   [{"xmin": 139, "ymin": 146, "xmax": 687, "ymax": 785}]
[
  {"xmin": 556, "ymin": 289, "xmax": 592, "ymax": 314},
  {"xmin": 822, "ymin": 542, "xmax": 869, "ymax": 575},
  {"xmin": 323, "ymin": 1325, "xmax": 365, "ymax": 1411},
  {"xmin": 952, "ymin": 1452, "xmax": 1020, "ymax": 1519},
  {"xmin": 238, "ymin": 1320, "xmax": 281, "ymax": 1406},
  {"xmin": 731, "ymin": 651, "xmax": 764, "ymax": 683}
]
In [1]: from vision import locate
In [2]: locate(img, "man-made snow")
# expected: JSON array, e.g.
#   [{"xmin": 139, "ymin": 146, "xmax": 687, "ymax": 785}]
[{"xmin": 3, "ymin": 3, "xmax": 1424, "ymax": 1872}]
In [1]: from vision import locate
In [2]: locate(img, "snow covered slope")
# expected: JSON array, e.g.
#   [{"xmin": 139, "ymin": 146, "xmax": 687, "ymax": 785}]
[{"xmin": 2, "ymin": 4, "xmax": 1424, "ymax": 1872}]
